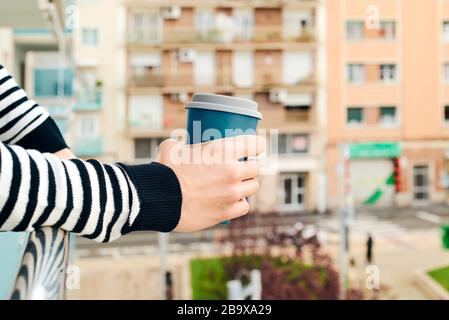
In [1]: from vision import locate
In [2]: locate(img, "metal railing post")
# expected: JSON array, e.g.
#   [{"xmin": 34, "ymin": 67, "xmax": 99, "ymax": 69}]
[{"xmin": 10, "ymin": 228, "xmax": 70, "ymax": 300}]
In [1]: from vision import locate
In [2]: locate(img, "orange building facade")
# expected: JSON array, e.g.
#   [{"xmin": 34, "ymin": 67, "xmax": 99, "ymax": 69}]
[{"xmin": 326, "ymin": 0, "xmax": 449, "ymax": 209}]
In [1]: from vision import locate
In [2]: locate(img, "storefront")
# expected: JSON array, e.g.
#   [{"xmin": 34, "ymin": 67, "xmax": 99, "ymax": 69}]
[{"xmin": 347, "ymin": 142, "xmax": 400, "ymax": 207}]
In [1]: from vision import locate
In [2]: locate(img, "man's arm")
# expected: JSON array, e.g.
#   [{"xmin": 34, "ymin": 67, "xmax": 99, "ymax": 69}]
[
  {"xmin": 0, "ymin": 135, "xmax": 264, "ymax": 242},
  {"xmin": 0, "ymin": 64, "xmax": 69, "ymax": 153},
  {"xmin": 0, "ymin": 141, "xmax": 181, "ymax": 242}
]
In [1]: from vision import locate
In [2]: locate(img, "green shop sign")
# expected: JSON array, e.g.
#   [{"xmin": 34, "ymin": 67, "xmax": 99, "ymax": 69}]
[{"xmin": 348, "ymin": 142, "xmax": 400, "ymax": 159}]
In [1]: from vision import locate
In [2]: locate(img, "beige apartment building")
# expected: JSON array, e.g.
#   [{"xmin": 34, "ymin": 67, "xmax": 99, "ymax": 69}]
[
  {"xmin": 326, "ymin": 0, "xmax": 449, "ymax": 209},
  {"xmin": 122, "ymin": 0, "xmax": 326, "ymax": 214}
]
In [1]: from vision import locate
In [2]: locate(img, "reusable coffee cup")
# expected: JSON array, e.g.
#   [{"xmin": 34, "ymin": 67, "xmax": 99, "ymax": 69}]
[{"xmin": 185, "ymin": 93, "xmax": 263, "ymax": 224}]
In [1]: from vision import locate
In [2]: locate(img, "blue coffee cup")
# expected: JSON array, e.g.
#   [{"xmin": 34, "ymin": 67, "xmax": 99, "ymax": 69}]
[{"xmin": 185, "ymin": 93, "xmax": 262, "ymax": 224}]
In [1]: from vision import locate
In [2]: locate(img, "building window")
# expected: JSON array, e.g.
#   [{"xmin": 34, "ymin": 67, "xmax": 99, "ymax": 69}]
[
  {"xmin": 379, "ymin": 106, "xmax": 397, "ymax": 125},
  {"xmin": 379, "ymin": 21, "xmax": 396, "ymax": 40},
  {"xmin": 346, "ymin": 64, "xmax": 365, "ymax": 84},
  {"xmin": 443, "ymin": 21, "xmax": 449, "ymax": 42},
  {"xmin": 279, "ymin": 173, "xmax": 306, "ymax": 211},
  {"xmin": 443, "ymin": 63, "xmax": 449, "ymax": 84},
  {"xmin": 413, "ymin": 165, "xmax": 429, "ymax": 201},
  {"xmin": 81, "ymin": 28, "xmax": 99, "ymax": 46},
  {"xmin": 134, "ymin": 137, "xmax": 165, "ymax": 160},
  {"xmin": 278, "ymin": 134, "xmax": 309, "ymax": 155},
  {"xmin": 379, "ymin": 64, "xmax": 397, "ymax": 83},
  {"xmin": 347, "ymin": 107, "xmax": 364, "ymax": 125},
  {"xmin": 346, "ymin": 21, "xmax": 364, "ymax": 40},
  {"xmin": 234, "ymin": 9, "xmax": 253, "ymax": 41},
  {"xmin": 195, "ymin": 9, "xmax": 215, "ymax": 38},
  {"xmin": 130, "ymin": 53, "xmax": 162, "ymax": 86},
  {"xmin": 34, "ymin": 68, "xmax": 73, "ymax": 97},
  {"xmin": 128, "ymin": 95, "xmax": 163, "ymax": 130},
  {"xmin": 131, "ymin": 12, "xmax": 161, "ymax": 43},
  {"xmin": 193, "ymin": 51, "xmax": 215, "ymax": 86},
  {"xmin": 444, "ymin": 105, "xmax": 449, "ymax": 123},
  {"xmin": 77, "ymin": 115, "xmax": 98, "ymax": 138}
]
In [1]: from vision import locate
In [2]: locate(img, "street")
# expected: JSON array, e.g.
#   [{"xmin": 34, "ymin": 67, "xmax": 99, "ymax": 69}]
[{"xmin": 74, "ymin": 204, "xmax": 449, "ymax": 299}]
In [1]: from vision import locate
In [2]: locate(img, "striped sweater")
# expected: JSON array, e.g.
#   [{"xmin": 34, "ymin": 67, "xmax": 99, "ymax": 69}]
[{"xmin": 0, "ymin": 65, "xmax": 182, "ymax": 242}]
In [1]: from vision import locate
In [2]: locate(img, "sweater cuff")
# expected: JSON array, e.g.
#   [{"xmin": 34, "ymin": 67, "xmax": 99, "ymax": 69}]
[
  {"xmin": 15, "ymin": 117, "xmax": 68, "ymax": 153},
  {"xmin": 122, "ymin": 162, "xmax": 182, "ymax": 233}
]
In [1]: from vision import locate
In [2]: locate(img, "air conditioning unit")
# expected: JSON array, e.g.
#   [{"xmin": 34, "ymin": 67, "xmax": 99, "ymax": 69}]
[
  {"xmin": 162, "ymin": 6, "xmax": 181, "ymax": 20},
  {"xmin": 169, "ymin": 92, "xmax": 189, "ymax": 104},
  {"xmin": 269, "ymin": 89, "xmax": 287, "ymax": 103},
  {"xmin": 178, "ymin": 48, "xmax": 196, "ymax": 63}
]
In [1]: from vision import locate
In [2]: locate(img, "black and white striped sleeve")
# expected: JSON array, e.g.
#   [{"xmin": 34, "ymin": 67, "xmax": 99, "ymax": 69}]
[
  {"xmin": 0, "ymin": 64, "xmax": 67, "ymax": 152},
  {"xmin": 0, "ymin": 142, "xmax": 182, "ymax": 242}
]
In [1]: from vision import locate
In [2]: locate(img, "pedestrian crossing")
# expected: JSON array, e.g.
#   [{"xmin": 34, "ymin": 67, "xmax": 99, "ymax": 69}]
[{"xmin": 318, "ymin": 215, "xmax": 406, "ymax": 236}]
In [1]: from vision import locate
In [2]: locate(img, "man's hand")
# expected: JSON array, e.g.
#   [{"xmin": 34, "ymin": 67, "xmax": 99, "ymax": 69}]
[
  {"xmin": 54, "ymin": 148, "xmax": 76, "ymax": 160},
  {"xmin": 156, "ymin": 135, "xmax": 266, "ymax": 232}
]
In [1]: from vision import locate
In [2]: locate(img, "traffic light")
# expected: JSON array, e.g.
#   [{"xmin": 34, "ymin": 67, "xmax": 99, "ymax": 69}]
[{"xmin": 393, "ymin": 157, "xmax": 400, "ymax": 192}]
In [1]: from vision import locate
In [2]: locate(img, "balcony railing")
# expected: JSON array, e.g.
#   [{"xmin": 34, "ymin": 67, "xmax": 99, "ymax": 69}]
[
  {"xmin": 130, "ymin": 73, "xmax": 164, "ymax": 87},
  {"xmin": 128, "ymin": 25, "xmax": 315, "ymax": 45},
  {"xmin": 128, "ymin": 71, "xmax": 315, "ymax": 89},
  {"xmin": 73, "ymin": 89, "xmax": 102, "ymax": 112},
  {"xmin": 74, "ymin": 136, "xmax": 103, "ymax": 157},
  {"xmin": 128, "ymin": 30, "xmax": 161, "ymax": 45},
  {"xmin": 10, "ymin": 228, "xmax": 70, "ymax": 300},
  {"xmin": 129, "ymin": 72, "xmax": 233, "ymax": 88}
]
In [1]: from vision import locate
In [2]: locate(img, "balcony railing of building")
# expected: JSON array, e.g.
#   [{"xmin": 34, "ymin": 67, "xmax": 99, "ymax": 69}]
[
  {"xmin": 128, "ymin": 26, "xmax": 315, "ymax": 45},
  {"xmin": 128, "ymin": 119, "xmax": 163, "ymax": 132},
  {"xmin": 129, "ymin": 71, "xmax": 234, "ymax": 88},
  {"xmin": 128, "ymin": 71, "xmax": 316, "ymax": 90},
  {"xmin": 73, "ymin": 89, "xmax": 103, "ymax": 112},
  {"xmin": 74, "ymin": 136, "xmax": 103, "ymax": 157},
  {"xmin": 10, "ymin": 228, "xmax": 70, "ymax": 300}
]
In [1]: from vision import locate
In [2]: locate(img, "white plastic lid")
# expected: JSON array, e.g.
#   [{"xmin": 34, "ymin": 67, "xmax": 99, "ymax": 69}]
[{"xmin": 186, "ymin": 93, "xmax": 262, "ymax": 119}]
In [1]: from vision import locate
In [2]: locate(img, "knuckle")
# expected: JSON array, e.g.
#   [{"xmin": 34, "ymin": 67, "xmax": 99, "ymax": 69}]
[
  {"xmin": 250, "ymin": 161, "xmax": 261, "ymax": 176},
  {"xmin": 226, "ymin": 186, "xmax": 241, "ymax": 202},
  {"xmin": 159, "ymin": 139, "xmax": 171, "ymax": 149},
  {"xmin": 226, "ymin": 166, "xmax": 241, "ymax": 181}
]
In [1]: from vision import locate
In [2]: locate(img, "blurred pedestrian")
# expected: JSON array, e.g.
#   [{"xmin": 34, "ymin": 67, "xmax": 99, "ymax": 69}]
[{"xmin": 366, "ymin": 233, "xmax": 374, "ymax": 264}]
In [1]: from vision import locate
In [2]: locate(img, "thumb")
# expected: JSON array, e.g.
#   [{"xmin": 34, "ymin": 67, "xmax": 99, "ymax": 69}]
[{"xmin": 156, "ymin": 139, "xmax": 184, "ymax": 164}]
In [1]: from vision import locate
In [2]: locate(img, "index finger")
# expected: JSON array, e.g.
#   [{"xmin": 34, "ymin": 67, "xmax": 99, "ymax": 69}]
[{"xmin": 219, "ymin": 135, "xmax": 266, "ymax": 160}]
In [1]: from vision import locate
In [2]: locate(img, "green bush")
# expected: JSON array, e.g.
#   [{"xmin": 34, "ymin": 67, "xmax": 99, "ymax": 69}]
[
  {"xmin": 428, "ymin": 266, "xmax": 449, "ymax": 292},
  {"xmin": 190, "ymin": 255, "xmax": 336, "ymax": 300}
]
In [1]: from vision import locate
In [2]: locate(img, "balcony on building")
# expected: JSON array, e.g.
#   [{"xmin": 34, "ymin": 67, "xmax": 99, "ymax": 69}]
[
  {"xmin": 73, "ymin": 88, "xmax": 103, "ymax": 112},
  {"xmin": 259, "ymin": 91, "xmax": 315, "ymax": 131},
  {"xmin": 128, "ymin": 26, "xmax": 315, "ymax": 46},
  {"xmin": 126, "ymin": 7, "xmax": 316, "ymax": 46},
  {"xmin": 127, "ymin": 94, "xmax": 164, "ymax": 134},
  {"xmin": 74, "ymin": 136, "xmax": 103, "ymax": 157},
  {"xmin": 129, "ymin": 53, "xmax": 163, "ymax": 87}
]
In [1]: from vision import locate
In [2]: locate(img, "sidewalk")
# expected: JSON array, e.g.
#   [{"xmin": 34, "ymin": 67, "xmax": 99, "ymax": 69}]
[{"xmin": 324, "ymin": 230, "xmax": 449, "ymax": 299}]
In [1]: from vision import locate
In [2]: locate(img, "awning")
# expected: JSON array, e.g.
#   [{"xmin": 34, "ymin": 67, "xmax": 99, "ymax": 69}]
[
  {"xmin": 130, "ymin": 53, "xmax": 161, "ymax": 67},
  {"xmin": 283, "ymin": 93, "xmax": 313, "ymax": 108},
  {"xmin": 0, "ymin": 0, "xmax": 64, "ymax": 29}
]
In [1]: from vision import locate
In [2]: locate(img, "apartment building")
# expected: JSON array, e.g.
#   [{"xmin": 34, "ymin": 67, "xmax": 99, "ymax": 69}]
[
  {"xmin": 0, "ymin": 16, "xmax": 73, "ymax": 145},
  {"xmin": 71, "ymin": 0, "xmax": 127, "ymax": 162},
  {"xmin": 123, "ymin": 0, "xmax": 325, "ymax": 214},
  {"xmin": 326, "ymin": 0, "xmax": 449, "ymax": 209}
]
